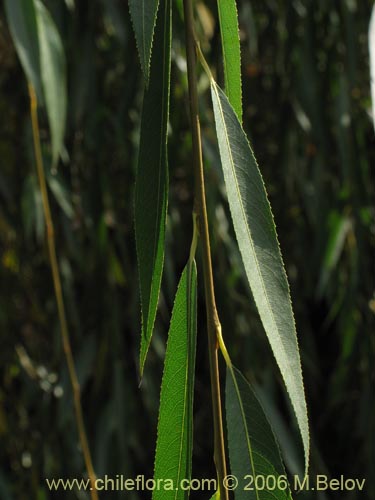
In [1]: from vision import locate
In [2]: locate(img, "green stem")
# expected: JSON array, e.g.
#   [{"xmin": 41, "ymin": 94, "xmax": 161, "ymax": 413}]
[
  {"xmin": 29, "ymin": 85, "xmax": 99, "ymax": 500},
  {"xmin": 182, "ymin": 2, "xmax": 228, "ymax": 498}
]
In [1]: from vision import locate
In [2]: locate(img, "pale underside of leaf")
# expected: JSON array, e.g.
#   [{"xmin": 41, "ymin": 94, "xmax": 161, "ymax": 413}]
[
  {"xmin": 153, "ymin": 260, "xmax": 197, "ymax": 500},
  {"xmin": 4, "ymin": 0, "xmax": 42, "ymax": 99},
  {"xmin": 34, "ymin": 0, "xmax": 67, "ymax": 167},
  {"xmin": 135, "ymin": 0, "xmax": 172, "ymax": 375},
  {"xmin": 211, "ymin": 80, "xmax": 309, "ymax": 473},
  {"xmin": 216, "ymin": 0, "xmax": 242, "ymax": 122},
  {"xmin": 129, "ymin": 0, "xmax": 160, "ymax": 83},
  {"xmin": 226, "ymin": 366, "xmax": 293, "ymax": 500}
]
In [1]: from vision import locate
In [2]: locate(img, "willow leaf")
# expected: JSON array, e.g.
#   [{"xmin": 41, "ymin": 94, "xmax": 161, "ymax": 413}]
[
  {"xmin": 226, "ymin": 366, "xmax": 293, "ymax": 500},
  {"xmin": 129, "ymin": 0, "xmax": 160, "ymax": 83},
  {"xmin": 4, "ymin": 0, "xmax": 42, "ymax": 99},
  {"xmin": 211, "ymin": 80, "xmax": 309, "ymax": 472},
  {"xmin": 216, "ymin": 0, "xmax": 242, "ymax": 122},
  {"xmin": 35, "ymin": 0, "xmax": 67, "ymax": 167},
  {"xmin": 135, "ymin": 0, "xmax": 171, "ymax": 375},
  {"xmin": 153, "ymin": 260, "xmax": 197, "ymax": 500}
]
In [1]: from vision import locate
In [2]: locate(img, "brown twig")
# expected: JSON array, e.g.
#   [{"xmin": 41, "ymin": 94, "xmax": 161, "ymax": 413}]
[
  {"xmin": 28, "ymin": 85, "xmax": 99, "ymax": 500},
  {"xmin": 182, "ymin": 2, "xmax": 229, "ymax": 499}
]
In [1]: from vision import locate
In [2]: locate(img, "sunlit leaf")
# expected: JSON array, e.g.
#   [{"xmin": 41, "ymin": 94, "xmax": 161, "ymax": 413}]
[
  {"xmin": 4, "ymin": 0, "xmax": 42, "ymax": 99},
  {"xmin": 216, "ymin": 0, "xmax": 242, "ymax": 122},
  {"xmin": 226, "ymin": 365, "xmax": 293, "ymax": 500},
  {"xmin": 34, "ymin": 0, "xmax": 67, "ymax": 167},
  {"xmin": 129, "ymin": 0, "xmax": 160, "ymax": 83},
  {"xmin": 211, "ymin": 80, "xmax": 309, "ymax": 473},
  {"xmin": 153, "ymin": 260, "xmax": 197, "ymax": 500}
]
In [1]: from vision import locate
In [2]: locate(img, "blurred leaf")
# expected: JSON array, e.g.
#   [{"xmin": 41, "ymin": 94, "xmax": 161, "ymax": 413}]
[
  {"xmin": 369, "ymin": 5, "xmax": 375, "ymax": 130},
  {"xmin": 317, "ymin": 212, "xmax": 351, "ymax": 296},
  {"xmin": 153, "ymin": 260, "xmax": 197, "ymax": 500},
  {"xmin": 5, "ymin": 0, "xmax": 67, "ymax": 166},
  {"xmin": 135, "ymin": 0, "xmax": 171, "ymax": 375},
  {"xmin": 226, "ymin": 365, "xmax": 293, "ymax": 500},
  {"xmin": 254, "ymin": 382, "xmax": 303, "ymax": 477},
  {"xmin": 46, "ymin": 171, "xmax": 74, "ymax": 219},
  {"xmin": 34, "ymin": 0, "xmax": 67, "ymax": 167},
  {"xmin": 211, "ymin": 81, "xmax": 309, "ymax": 473},
  {"xmin": 22, "ymin": 174, "xmax": 44, "ymax": 241},
  {"xmin": 4, "ymin": 0, "xmax": 42, "ymax": 99},
  {"xmin": 129, "ymin": 0, "xmax": 160, "ymax": 83},
  {"xmin": 216, "ymin": 0, "xmax": 242, "ymax": 121}
]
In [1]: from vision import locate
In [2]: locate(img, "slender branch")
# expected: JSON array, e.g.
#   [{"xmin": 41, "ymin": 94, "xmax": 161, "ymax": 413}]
[
  {"xmin": 182, "ymin": 2, "xmax": 228, "ymax": 498},
  {"xmin": 28, "ymin": 85, "xmax": 99, "ymax": 500}
]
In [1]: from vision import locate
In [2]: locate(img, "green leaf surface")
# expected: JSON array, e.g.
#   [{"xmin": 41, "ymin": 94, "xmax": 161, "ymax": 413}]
[
  {"xmin": 211, "ymin": 80, "xmax": 309, "ymax": 472},
  {"xmin": 4, "ymin": 0, "xmax": 42, "ymax": 99},
  {"xmin": 135, "ymin": 0, "xmax": 171, "ymax": 375},
  {"xmin": 153, "ymin": 260, "xmax": 197, "ymax": 500},
  {"xmin": 226, "ymin": 366, "xmax": 293, "ymax": 500},
  {"xmin": 216, "ymin": 0, "xmax": 242, "ymax": 122},
  {"xmin": 129, "ymin": 0, "xmax": 160, "ymax": 82},
  {"xmin": 34, "ymin": 0, "xmax": 67, "ymax": 167}
]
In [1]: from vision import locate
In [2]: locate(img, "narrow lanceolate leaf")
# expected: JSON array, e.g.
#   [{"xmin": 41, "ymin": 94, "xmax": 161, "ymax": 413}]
[
  {"xmin": 34, "ymin": 0, "xmax": 67, "ymax": 167},
  {"xmin": 211, "ymin": 80, "xmax": 309, "ymax": 473},
  {"xmin": 153, "ymin": 261, "xmax": 197, "ymax": 500},
  {"xmin": 129, "ymin": 0, "xmax": 160, "ymax": 83},
  {"xmin": 135, "ymin": 0, "xmax": 171, "ymax": 375},
  {"xmin": 226, "ymin": 366, "xmax": 293, "ymax": 500},
  {"xmin": 4, "ymin": 0, "xmax": 42, "ymax": 99},
  {"xmin": 216, "ymin": 0, "xmax": 242, "ymax": 122}
]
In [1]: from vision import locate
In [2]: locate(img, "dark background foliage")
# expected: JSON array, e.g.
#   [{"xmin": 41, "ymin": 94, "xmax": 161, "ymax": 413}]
[{"xmin": 0, "ymin": 0, "xmax": 374, "ymax": 498}]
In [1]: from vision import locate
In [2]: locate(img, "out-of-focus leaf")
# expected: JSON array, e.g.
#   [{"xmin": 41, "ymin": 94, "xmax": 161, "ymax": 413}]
[
  {"xmin": 4, "ymin": 0, "xmax": 42, "ymax": 99},
  {"xmin": 216, "ymin": 0, "xmax": 242, "ymax": 122},
  {"xmin": 135, "ymin": 0, "xmax": 171, "ymax": 375},
  {"xmin": 5, "ymin": 0, "xmax": 67, "ymax": 166},
  {"xmin": 317, "ymin": 212, "xmax": 351, "ymax": 296},
  {"xmin": 226, "ymin": 365, "xmax": 293, "ymax": 500},
  {"xmin": 153, "ymin": 260, "xmax": 197, "ymax": 500},
  {"xmin": 369, "ymin": 5, "xmax": 375, "ymax": 131},
  {"xmin": 22, "ymin": 174, "xmax": 44, "ymax": 241},
  {"xmin": 254, "ymin": 382, "xmax": 303, "ymax": 477},
  {"xmin": 129, "ymin": 0, "xmax": 160, "ymax": 83},
  {"xmin": 211, "ymin": 80, "xmax": 309, "ymax": 473},
  {"xmin": 46, "ymin": 171, "xmax": 74, "ymax": 219},
  {"xmin": 34, "ymin": 0, "xmax": 67, "ymax": 167}
]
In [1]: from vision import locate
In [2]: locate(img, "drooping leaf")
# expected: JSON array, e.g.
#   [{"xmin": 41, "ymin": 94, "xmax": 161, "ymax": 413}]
[
  {"xmin": 129, "ymin": 0, "xmax": 160, "ymax": 83},
  {"xmin": 34, "ymin": 0, "xmax": 67, "ymax": 167},
  {"xmin": 4, "ymin": 0, "xmax": 42, "ymax": 99},
  {"xmin": 226, "ymin": 365, "xmax": 293, "ymax": 500},
  {"xmin": 153, "ymin": 260, "xmax": 197, "ymax": 500},
  {"xmin": 135, "ymin": 0, "xmax": 171, "ymax": 375},
  {"xmin": 5, "ymin": 0, "xmax": 67, "ymax": 167},
  {"xmin": 216, "ymin": 0, "xmax": 242, "ymax": 122},
  {"xmin": 211, "ymin": 80, "xmax": 309, "ymax": 473}
]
